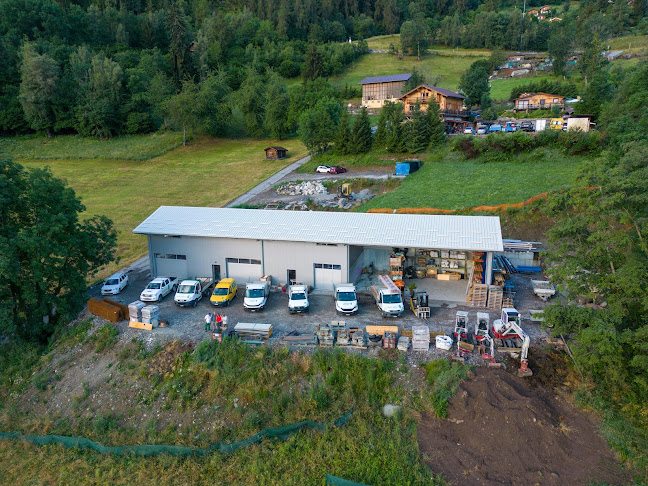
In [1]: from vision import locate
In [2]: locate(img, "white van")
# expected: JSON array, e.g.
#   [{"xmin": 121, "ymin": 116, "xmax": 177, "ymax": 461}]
[{"xmin": 101, "ymin": 272, "xmax": 129, "ymax": 295}]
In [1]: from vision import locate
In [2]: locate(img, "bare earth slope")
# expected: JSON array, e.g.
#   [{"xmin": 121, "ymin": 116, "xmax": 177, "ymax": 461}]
[{"xmin": 418, "ymin": 368, "xmax": 630, "ymax": 486}]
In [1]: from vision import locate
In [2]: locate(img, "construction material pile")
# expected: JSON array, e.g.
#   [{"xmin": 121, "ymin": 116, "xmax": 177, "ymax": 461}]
[
  {"xmin": 234, "ymin": 323, "xmax": 273, "ymax": 343},
  {"xmin": 87, "ymin": 298, "xmax": 127, "ymax": 322},
  {"xmin": 128, "ymin": 301, "xmax": 146, "ymax": 323},
  {"xmin": 412, "ymin": 325, "xmax": 430, "ymax": 351},
  {"xmin": 141, "ymin": 305, "xmax": 159, "ymax": 326},
  {"xmin": 276, "ymin": 181, "xmax": 327, "ymax": 196}
]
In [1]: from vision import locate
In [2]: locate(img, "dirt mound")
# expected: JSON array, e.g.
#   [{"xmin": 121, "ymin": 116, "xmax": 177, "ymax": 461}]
[{"xmin": 418, "ymin": 368, "xmax": 630, "ymax": 485}]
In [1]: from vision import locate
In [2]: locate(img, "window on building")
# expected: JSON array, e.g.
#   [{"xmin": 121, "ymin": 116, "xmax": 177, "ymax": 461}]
[
  {"xmin": 154, "ymin": 253, "xmax": 187, "ymax": 260},
  {"xmin": 226, "ymin": 258, "xmax": 261, "ymax": 265}
]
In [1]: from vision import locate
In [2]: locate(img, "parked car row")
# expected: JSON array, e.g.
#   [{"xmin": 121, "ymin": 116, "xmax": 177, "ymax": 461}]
[
  {"xmin": 101, "ymin": 273, "xmax": 360, "ymax": 315},
  {"xmin": 315, "ymin": 165, "xmax": 347, "ymax": 174}
]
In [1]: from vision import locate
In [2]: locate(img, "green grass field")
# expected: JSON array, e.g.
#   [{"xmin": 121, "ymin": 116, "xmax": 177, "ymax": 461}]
[
  {"xmin": 607, "ymin": 34, "xmax": 648, "ymax": 53},
  {"xmin": 490, "ymin": 73, "xmax": 552, "ymax": 101},
  {"xmin": 0, "ymin": 132, "xmax": 185, "ymax": 161},
  {"xmin": 359, "ymin": 147, "xmax": 585, "ymax": 211},
  {"xmin": 330, "ymin": 52, "xmax": 486, "ymax": 91},
  {"xmin": 12, "ymin": 136, "xmax": 307, "ymax": 278}
]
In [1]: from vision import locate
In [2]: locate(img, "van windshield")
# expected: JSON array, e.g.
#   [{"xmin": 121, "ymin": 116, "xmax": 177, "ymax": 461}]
[
  {"xmin": 177, "ymin": 285, "xmax": 194, "ymax": 293},
  {"xmin": 105, "ymin": 279, "xmax": 119, "ymax": 286},
  {"xmin": 246, "ymin": 289, "xmax": 264, "ymax": 298},
  {"xmin": 147, "ymin": 282, "xmax": 161, "ymax": 289},
  {"xmin": 383, "ymin": 294, "xmax": 402, "ymax": 304},
  {"xmin": 291, "ymin": 292, "xmax": 306, "ymax": 300},
  {"xmin": 337, "ymin": 291, "xmax": 356, "ymax": 301},
  {"xmin": 213, "ymin": 288, "xmax": 229, "ymax": 296}
]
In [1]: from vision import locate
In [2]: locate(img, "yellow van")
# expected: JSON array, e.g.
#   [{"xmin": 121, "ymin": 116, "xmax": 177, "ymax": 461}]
[
  {"xmin": 210, "ymin": 278, "xmax": 237, "ymax": 306},
  {"xmin": 550, "ymin": 118, "xmax": 564, "ymax": 131}
]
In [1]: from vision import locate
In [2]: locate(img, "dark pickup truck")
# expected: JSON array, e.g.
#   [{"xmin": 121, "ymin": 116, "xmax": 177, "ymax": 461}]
[{"xmin": 520, "ymin": 121, "xmax": 535, "ymax": 132}]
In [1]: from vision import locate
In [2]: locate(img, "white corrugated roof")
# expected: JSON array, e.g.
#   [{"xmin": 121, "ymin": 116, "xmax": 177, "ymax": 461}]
[{"xmin": 133, "ymin": 207, "xmax": 503, "ymax": 252}]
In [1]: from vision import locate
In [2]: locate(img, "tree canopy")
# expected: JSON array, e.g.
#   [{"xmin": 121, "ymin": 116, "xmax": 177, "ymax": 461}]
[{"xmin": 0, "ymin": 157, "xmax": 117, "ymax": 343}]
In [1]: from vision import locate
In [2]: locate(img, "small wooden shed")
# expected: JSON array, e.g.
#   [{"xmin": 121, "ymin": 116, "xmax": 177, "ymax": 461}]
[{"xmin": 264, "ymin": 146, "xmax": 288, "ymax": 160}]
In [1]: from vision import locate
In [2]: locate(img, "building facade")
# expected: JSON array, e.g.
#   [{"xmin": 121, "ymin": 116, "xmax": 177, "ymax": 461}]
[
  {"xmin": 359, "ymin": 73, "xmax": 412, "ymax": 109},
  {"xmin": 399, "ymin": 85, "xmax": 466, "ymax": 115},
  {"xmin": 134, "ymin": 207, "xmax": 503, "ymax": 290},
  {"xmin": 514, "ymin": 92, "xmax": 565, "ymax": 111}
]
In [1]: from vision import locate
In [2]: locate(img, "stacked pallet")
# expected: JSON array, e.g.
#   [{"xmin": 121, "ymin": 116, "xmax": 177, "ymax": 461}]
[
  {"xmin": 282, "ymin": 333, "xmax": 318, "ymax": 346},
  {"xmin": 317, "ymin": 324, "xmax": 335, "ymax": 346},
  {"xmin": 412, "ymin": 325, "xmax": 430, "ymax": 351},
  {"xmin": 350, "ymin": 328, "xmax": 366, "ymax": 348},
  {"xmin": 397, "ymin": 335, "xmax": 410, "ymax": 352},
  {"xmin": 336, "ymin": 328, "xmax": 351, "ymax": 346},
  {"xmin": 487, "ymin": 285, "xmax": 503, "ymax": 309},
  {"xmin": 470, "ymin": 284, "xmax": 489, "ymax": 308},
  {"xmin": 103, "ymin": 298, "xmax": 128, "ymax": 319},
  {"xmin": 234, "ymin": 323, "xmax": 273, "ymax": 343},
  {"xmin": 87, "ymin": 298, "xmax": 125, "ymax": 323},
  {"xmin": 141, "ymin": 305, "xmax": 159, "ymax": 327},
  {"xmin": 383, "ymin": 331, "xmax": 396, "ymax": 349},
  {"xmin": 128, "ymin": 301, "xmax": 146, "ymax": 322}
]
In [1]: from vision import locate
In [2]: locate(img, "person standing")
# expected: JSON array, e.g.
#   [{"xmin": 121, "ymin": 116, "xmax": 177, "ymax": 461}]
[{"xmin": 204, "ymin": 312, "xmax": 212, "ymax": 331}]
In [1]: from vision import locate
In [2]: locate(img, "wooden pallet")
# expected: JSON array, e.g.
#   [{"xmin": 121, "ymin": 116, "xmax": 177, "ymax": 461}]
[
  {"xmin": 487, "ymin": 285, "xmax": 503, "ymax": 310},
  {"xmin": 128, "ymin": 320, "xmax": 152, "ymax": 331},
  {"xmin": 469, "ymin": 284, "xmax": 489, "ymax": 308}
]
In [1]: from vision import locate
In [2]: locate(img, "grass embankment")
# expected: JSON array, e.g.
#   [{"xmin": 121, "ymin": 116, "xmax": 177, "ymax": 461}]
[
  {"xmin": 3, "ymin": 135, "xmax": 307, "ymax": 278},
  {"xmin": 0, "ymin": 132, "xmax": 185, "ymax": 161},
  {"xmin": 490, "ymin": 74, "xmax": 552, "ymax": 101},
  {"xmin": 346, "ymin": 146, "xmax": 585, "ymax": 211},
  {"xmin": 330, "ymin": 52, "xmax": 486, "ymax": 91},
  {"xmin": 0, "ymin": 325, "xmax": 468, "ymax": 485}
]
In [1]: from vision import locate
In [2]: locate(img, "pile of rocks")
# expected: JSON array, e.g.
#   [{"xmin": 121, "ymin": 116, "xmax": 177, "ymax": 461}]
[{"xmin": 276, "ymin": 181, "xmax": 327, "ymax": 196}]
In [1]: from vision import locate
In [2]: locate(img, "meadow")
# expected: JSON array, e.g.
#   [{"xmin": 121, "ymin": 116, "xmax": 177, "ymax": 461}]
[{"xmin": 2, "ymin": 135, "xmax": 307, "ymax": 278}]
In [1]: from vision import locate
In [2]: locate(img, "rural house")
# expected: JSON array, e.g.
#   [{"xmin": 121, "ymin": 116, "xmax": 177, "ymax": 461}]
[
  {"xmin": 399, "ymin": 85, "xmax": 468, "ymax": 131},
  {"xmin": 513, "ymin": 92, "xmax": 565, "ymax": 112},
  {"xmin": 359, "ymin": 73, "xmax": 412, "ymax": 108},
  {"xmin": 264, "ymin": 146, "xmax": 287, "ymax": 160}
]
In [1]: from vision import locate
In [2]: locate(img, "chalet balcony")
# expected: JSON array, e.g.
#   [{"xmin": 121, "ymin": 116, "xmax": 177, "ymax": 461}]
[
  {"xmin": 515, "ymin": 103, "xmax": 564, "ymax": 111},
  {"xmin": 404, "ymin": 106, "xmax": 467, "ymax": 117}
]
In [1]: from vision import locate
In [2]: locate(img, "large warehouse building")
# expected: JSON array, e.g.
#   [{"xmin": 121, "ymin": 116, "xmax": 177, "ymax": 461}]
[{"xmin": 133, "ymin": 207, "xmax": 503, "ymax": 290}]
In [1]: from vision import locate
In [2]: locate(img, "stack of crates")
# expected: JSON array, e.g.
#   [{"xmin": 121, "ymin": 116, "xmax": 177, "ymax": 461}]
[
  {"xmin": 412, "ymin": 325, "xmax": 430, "ymax": 351},
  {"xmin": 128, "ymin": 301, "xmax": 145, "ymax": 323},
  {"xmin": 141, "ymin": 305, "xmax": 159, "ymax": 327},
  {"xmin": 383, "ymin": 331, "xmax": 396, "ymax": 349}
]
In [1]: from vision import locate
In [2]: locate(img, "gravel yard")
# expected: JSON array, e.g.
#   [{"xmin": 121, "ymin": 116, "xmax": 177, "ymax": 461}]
[{"xmin": 89, "ymin": 260, "xmax": 553, "ymax": 365}]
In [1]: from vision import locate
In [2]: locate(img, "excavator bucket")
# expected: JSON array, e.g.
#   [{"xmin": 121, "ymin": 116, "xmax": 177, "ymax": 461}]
[{"xmin": 517, "ymin": 361, "xmax": 533, "ymax": 377}]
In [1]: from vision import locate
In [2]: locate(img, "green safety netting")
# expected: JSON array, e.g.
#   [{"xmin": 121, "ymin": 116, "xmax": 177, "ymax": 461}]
[
  {"xmin": 0, "ymin": 409, "xmax": 353, "ymax": 457},
  {"xmin": 326, "ymin": 474, "xmax": 370, "ymax": 486}
]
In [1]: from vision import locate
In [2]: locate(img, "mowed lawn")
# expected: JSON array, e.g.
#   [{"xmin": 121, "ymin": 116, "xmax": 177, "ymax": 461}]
[
  {"xmin": 360, "ymin": 148, "xmax": 585, "ymax": 211},
  {"xmin": 330, "ymin": 52, "xmax": 486, "ymax": 91},
  {"xmin": 490, "ymin": 73, "xmax": 551, "ymax": 101},
  {"xmin": 14, "ymin": 136, "xmax": 307, "ymax": 277},
  {"xmin": 0, "ymin": 132, "xmax": 185, "ymax": 161}
]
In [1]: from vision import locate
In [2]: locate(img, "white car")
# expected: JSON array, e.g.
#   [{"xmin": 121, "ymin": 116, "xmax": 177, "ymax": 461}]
[
  {"xmin": 464, "ymin": 127, "xmax": 476, "ymax": 135},
  {"xmin": 101, "ymin": 272, "xmax": 128, "ymax": 295},
  {"xmin": 477, "ymin": 125, "xmax": 488, "ymax": 135},
  {"xmin": 316, "ymin": 165, "xmax": 331, "ymax": 173}
]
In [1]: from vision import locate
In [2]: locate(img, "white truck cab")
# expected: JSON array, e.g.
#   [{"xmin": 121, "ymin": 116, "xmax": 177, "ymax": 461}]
[
  {"xmin": 174, "ymin": 278, "xmax": 212, "ymax": 307},
  {"xmin": 371, "ymin": 275, "xmax": 404, "ymax": 318},
  {"xmin": 335, "ymin": 283, "xmax": 358, "ymax": 315},
  {"xmin": 244, "ymin": 276, "xmax": 271, "ymax": 311},
  {"xmin": 288, "ymin": 285, "xmax": 309, "ymax": 314}
]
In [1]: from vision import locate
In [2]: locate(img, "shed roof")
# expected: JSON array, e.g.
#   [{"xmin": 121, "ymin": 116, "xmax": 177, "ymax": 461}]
[
  {"xmin": 515, "ymin": 92, "xmax": 565, "ymax": 101},
  {"xmin": 133, "ymin": 207, "xmax": 503, "ymax": 252},
  {"xmin": 359, "ymin": 73, "xmax": 412, "ymax": 85},
  {"xmin": 264, "ymin": 146, "xmax": 287, "ymax": 151},
  {"xmin": 400, "ymin": 85, "xmax": 466, "ymax": 100}
]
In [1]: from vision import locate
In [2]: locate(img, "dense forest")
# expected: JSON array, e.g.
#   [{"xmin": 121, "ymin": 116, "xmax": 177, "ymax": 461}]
[{"xmin": 1, "ymin": 0, "xmax": 646, "ymax": 139}]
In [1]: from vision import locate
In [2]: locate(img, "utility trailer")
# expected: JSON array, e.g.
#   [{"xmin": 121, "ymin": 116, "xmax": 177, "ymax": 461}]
[{"xmin": 531, "ymin": 280, "xmax": 556, "ymax": 301}]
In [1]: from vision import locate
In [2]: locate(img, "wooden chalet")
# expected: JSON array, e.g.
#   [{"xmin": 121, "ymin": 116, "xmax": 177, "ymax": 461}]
[
  {"xmin": 514, "ymin": 92, "xmax": 565, "ymax": 112},
  {"xmin": 359, "ymin": 73, "xmax": 412, "ymax": 108},
  {"xmin": 399, "ymin": 85, "xmax": 468, "ymax": 132},
  {"xmin": 264, "ymin": 146, "xmax": 288, "ymax": 160}
]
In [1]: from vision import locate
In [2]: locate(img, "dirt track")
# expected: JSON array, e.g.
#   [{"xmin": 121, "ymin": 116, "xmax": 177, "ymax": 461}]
[{"xmin": 418, "ymin": 367, "xmax": 631, "ymax": 486}]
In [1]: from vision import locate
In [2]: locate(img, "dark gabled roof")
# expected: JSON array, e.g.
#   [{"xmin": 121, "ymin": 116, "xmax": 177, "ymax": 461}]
[
  {"xmin": 400, "ymin": 85, "xmax": 466, "ymax": 100},
  {"xmin": 264, "ymin": 146, "xmax": 288, "ymax": 151},
  {"xmin": 359, "ymin": 73, "xmax": 412, "ymax": 85}
]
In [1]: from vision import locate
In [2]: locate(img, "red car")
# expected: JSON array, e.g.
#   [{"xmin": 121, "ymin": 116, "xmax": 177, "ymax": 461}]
[{"xmin": 329, "ymin": 166, "xmax": 347, "ymax": 174}]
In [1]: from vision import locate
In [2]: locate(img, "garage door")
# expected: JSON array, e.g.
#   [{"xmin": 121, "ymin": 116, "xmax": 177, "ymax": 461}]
[
  {"xmin": 314, "ymin": 263, "xmax": 343, "ymax": 290},
  {"xmin": 226, "ymin": 257, "xmax": 262, "ymax": 283},
  {"xmin": 155, "ymin": 253, "xmax": 188, "ymax": 279}
]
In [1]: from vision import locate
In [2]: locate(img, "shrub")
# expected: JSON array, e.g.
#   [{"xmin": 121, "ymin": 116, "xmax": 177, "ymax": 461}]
[{"xmin": 93, "ymin": 324, "xmax": 119, "ymax": 353}]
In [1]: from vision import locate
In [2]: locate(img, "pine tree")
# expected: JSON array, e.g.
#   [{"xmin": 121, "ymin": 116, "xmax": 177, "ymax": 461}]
[
  {"xmin": 426, "ymin": 101, "xmax": 446, "ymax": 147},
  {"xmin": 335, "ymin": 108, "xmax": 351, "ymax": 155},
  {"xmin": 302, "ymin": 43, "xmax": 323, "ymax": 81},
  {"xmin": 350, "ymin": 106, "xmax": 372, "ymax": 153},
  {"xmin": 406, "ymin": 103, "xmax": 429, "ymax": 153},
  {"xmin": 374, "ymin": 105, "xmax": 389, "ymax": 149},
  {"xmin": 385, "ymin": 103, "xmax": 405, "ymax": 152}
]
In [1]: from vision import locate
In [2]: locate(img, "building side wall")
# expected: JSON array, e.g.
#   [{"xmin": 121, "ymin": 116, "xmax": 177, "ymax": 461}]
[
  {"xmin": 362, "ymin": 80, "xmax": 406, "ymax": 106},
  {"xmin": 263, "ymin": 240, "xmax": 347, "ymax": 287},
  {"xmin": 149, "ymin": 235, "xmax": 262, "ymax": 279}
]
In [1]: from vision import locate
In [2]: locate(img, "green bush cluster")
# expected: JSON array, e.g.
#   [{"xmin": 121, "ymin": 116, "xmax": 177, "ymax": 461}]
[
  {"xmin": 422, "ymin": 359, "xmax": 470, "ymax": 419},
  {"xmin": 93, "ymin": 324, "xmax": 119, "ymax": 353},
  {"xmin": 451, "ymin": 130, "xmax": 604, "ymax": 162}
]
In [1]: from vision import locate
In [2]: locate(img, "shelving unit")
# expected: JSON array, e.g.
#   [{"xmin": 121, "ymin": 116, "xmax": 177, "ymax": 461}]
[{"xmin": 413, "ymin": 249, "xmax": 467, "ymax": 279}]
